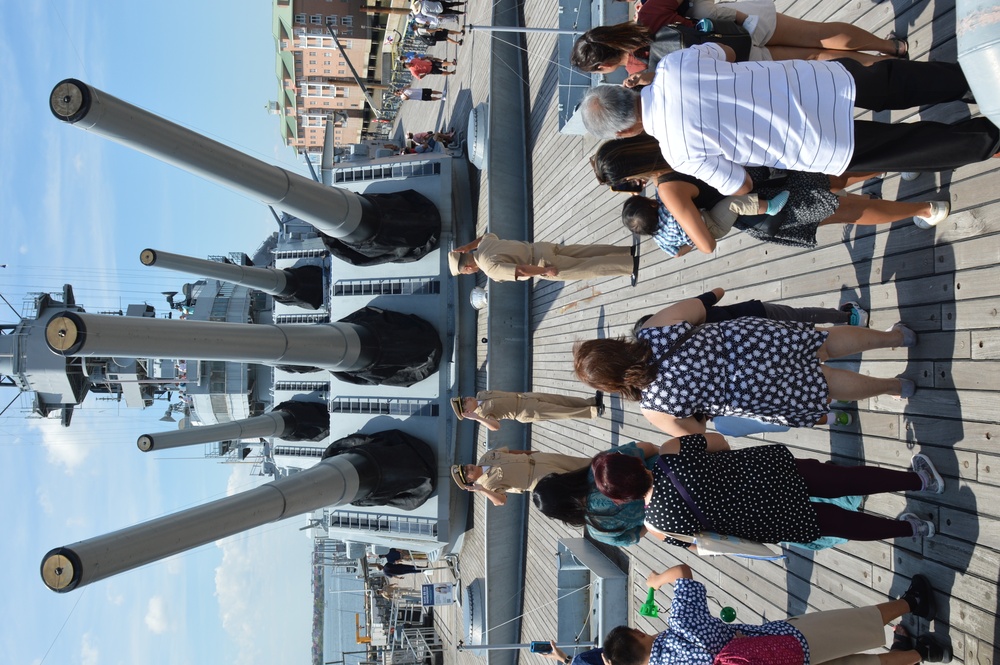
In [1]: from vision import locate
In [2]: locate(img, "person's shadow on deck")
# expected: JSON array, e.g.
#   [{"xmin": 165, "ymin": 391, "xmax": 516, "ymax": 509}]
[
  {"xmin": 784, "ymin": 215, "xmax": 879, "ymax": 617},
  {"xmin": 592, "ymin": 305, "xmax": 623, "ymax": 449},
  {"xmin": 881, "ymin": 214, "xmax": 977, "ymax": 649},
  {"xmin": 873, "ymin": 14, "xmax": 979, "ymax": 642}
]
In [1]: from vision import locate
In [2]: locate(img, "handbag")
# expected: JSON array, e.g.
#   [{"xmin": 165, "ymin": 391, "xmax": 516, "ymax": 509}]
[
  {"xmin": 654, "ymin": 457, "xmax": 782, "ymax": 559},
  {"xmin": 713, "ymin": 635, "xmax": 804, "ymax": 665},
  {"xmin": 648, "ymin": 22, "xmax": 753, "ymax": 66}
]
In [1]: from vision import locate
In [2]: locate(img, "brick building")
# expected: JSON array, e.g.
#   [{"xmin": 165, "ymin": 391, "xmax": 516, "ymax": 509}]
[{"xmin": 272, "ymin": 0, "xmax": 393, "ymax": 156}]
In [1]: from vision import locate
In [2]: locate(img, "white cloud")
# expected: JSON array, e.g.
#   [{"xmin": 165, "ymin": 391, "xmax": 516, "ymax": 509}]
[
  {"xmin": 144, "ymin": 595, "xmax": 170, "ymax": 634},
  {"xmin": 27, "ymin": 418, "xmax": 90, "ymax": 473},
  {"xmin": 36, "ymin": 486, "xmax": 53, "ymax": 515},
  {"xmin": 105, "ymin": 587, "xmax": 124, "ymax": 606},
  {"xmin": 214, "ymin": 466, "xmax": 312, "ymax": 665},
  {"xmin": 165, "ymin": 556, "xmax": 183, "ymax": 575},
  {"xmin": 80, "ymin": 632, "xmax": 99, "ymax": 665}
]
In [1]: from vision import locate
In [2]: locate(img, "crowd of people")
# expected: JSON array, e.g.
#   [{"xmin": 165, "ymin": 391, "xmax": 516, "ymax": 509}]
[
  {"xmin": 372, "ymin": 0, "xmax": 983, "ymax": 657},
  {"xmin": 437, "ymin": 0, "xmax": 988, "ymax": 659},
  {"xmin": 390, "ymin": 0, "xmax": 469, "ymax": 153}
]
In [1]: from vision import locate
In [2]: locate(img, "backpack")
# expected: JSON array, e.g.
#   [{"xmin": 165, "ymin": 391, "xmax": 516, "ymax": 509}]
[
  {"xmin": 647, "ymin": 22, "xmax": 753, "ymax": 66},
  {"xmin": 713, "ymin": 635, "xmax": 804, "ymax": 665}
]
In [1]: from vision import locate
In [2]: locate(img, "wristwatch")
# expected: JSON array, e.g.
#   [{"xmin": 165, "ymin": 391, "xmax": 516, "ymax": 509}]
[{"xmin": 563, "ymin": 656, "xmax": 572, "ymax": 664}]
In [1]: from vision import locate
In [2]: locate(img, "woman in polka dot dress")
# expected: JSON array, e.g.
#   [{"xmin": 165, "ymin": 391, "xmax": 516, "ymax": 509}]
[
  {"xmin": 574, "ymin": 287, "xmax": 916, "ymax": 436},
  {"xmin": 592, "ymin": 434, "xmax": 941, "ymax": 547}
]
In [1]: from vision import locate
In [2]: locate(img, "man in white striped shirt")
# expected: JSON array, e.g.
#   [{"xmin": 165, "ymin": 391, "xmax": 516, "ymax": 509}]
[{"xmin": 580, "ymin": 43, "xmax": 999, "ymax": 196}]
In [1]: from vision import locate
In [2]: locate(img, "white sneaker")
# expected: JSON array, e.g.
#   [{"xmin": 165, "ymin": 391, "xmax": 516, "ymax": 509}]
[{"xmin": 913, "ymin": 201, "xmax": 951, "ymax": 229}]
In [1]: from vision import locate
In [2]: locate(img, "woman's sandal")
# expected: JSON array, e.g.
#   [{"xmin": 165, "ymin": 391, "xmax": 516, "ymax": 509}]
[
  {"xmin": 890, "ymin": 625, "xmax": 916, "ymax": 652},
  {"xmin": 886, "ymin": 31, "xmax": 909, "ymax": 59}
]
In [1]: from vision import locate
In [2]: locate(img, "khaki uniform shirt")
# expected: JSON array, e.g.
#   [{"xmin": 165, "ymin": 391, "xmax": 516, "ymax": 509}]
[
  {"xmin": 474, "ymin": 233, "xmax": 558, "ymax": 282},
  {"xmin": 474, "ymin": 447, "xmax": 590, "ymax": 495}
]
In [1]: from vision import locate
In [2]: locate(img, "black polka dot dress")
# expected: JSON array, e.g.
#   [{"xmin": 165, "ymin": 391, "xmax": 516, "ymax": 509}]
[
  {"xmin": 646, "ymin": 435, "xmax": 821, "ymax": 546},
  {"xmin": 735, "ymin": 167, "xmax": 841, "ymax": 249},
  {"xmin": 638, "ymin": 318, "xmax": 830, "ymax": 427}
]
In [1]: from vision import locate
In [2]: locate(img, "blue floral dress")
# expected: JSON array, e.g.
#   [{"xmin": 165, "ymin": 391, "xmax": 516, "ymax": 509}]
[{"xmin": 638, "ymin": 319, "xmax": 829, "ymax": 427}]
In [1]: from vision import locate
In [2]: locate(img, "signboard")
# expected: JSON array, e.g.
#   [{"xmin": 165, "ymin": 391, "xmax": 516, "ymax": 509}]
[{"xmin": 421, "ymin": 582, "xmax": 456, "ymax": 606}]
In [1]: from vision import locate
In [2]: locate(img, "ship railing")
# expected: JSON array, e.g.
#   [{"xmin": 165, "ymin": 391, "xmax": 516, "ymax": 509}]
[
  {"xmin": 273, "ymin": 380, "xmax": 331, "ymax": 392},
  {"xmin": 327, "ymin": 510, "xmax": 437, "ymax": 537},
  {"xmin": 273, "ymin": 312, "xmax": 331, "ymax": 324},
  {"xmin": 332, "ymin": 159, "xmax": 441, "ymax": 184},
  {"xmin": 397, "ymin": 625, "xmax": 444, "ymax": 664},
  {"xmin": 272, "ymin": 248, "xmax": 328, "ymax": 260}
]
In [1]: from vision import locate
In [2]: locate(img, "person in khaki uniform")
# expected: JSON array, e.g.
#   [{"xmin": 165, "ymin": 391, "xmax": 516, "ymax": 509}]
[
  {"xmin": 450, "ymin": 448, "xmax": 591, "ymax": 506},
  {"xmin": 448, "ymin": 233, "xmax": 637, "ymax": 282},
  {"xmin": 450, "ymin": 390, "xmax": 605, "ymax": 431}
]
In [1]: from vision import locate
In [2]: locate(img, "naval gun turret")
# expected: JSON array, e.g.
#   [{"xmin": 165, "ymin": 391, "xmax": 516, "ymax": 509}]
[
  {"xmin": 50, "ymin": 79, "xmax": 439, "ymax": 265},
  {"xmin": 137, "ymin": 400, "xmax": 329, "ymax": 452},
  {"xmin": 42, "ymin": 428, "xmax": 435, "ymax": 592},
  {"xmin": 45, "ymin": 304, "xmax": 441, "ymax": 386},
  {"xmin": 140, "ymin": 248, "xmax": 325, "ymax": 310}
]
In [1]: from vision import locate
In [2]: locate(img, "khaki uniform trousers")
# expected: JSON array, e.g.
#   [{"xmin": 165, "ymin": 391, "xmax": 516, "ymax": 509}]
[
  {"xmin": 475, "ymin": 234, "xmax": 632, "ymax": 282},
  {"xmin": 474, "ymin": 390, "xmax": 598, "ymax": 422},
  {"xmin": 531, "ymin": 242, "xmax": 633, "ymax": 281}
]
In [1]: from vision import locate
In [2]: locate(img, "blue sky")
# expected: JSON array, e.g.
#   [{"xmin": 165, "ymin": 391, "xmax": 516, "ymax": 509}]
[{"xmin": 1, "ymin": 2, "xmax": 320, "ymax": 663}]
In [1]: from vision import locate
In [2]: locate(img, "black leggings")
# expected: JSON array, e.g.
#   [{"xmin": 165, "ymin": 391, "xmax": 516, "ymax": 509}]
[
  {"xmin": 705, "ymin": 300, "xmax": 849, "ymax": 325},
  {"xmin": 795, "ymin": 459, "xmax": 921, "ymax": 540}
]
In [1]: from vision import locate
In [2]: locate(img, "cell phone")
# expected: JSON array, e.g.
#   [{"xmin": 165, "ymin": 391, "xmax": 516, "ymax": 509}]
[
  {"xmin": 610, "ymin": 179, "xmax": 644, "ymax": 193},
  {"xmin": 529, "ymin": 642, "xmax": 553, "ymax": 654}
]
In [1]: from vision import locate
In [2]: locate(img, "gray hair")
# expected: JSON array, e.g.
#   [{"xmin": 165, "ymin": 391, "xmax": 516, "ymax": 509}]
[{"xmin": 580, "ymin": 85, "xmax": 640, "ymax": 139}]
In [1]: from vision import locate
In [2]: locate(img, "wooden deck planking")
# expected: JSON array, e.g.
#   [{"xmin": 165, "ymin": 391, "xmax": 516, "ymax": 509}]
[{"xmin": 393, "ymin": 0, "xmax": 1000, "ymax": 662}]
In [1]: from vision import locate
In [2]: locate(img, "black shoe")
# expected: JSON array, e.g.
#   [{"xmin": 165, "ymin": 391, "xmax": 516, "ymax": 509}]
[
  {"xmin": 631, "ymin": 255, "xmax": 639, "ymax": 287},
  {"xmin": 595, "ymin": 391, "xmax": 605, "ymax": 417},
  {"xmin": 915, "ymin": 634, "xmax": 953, "ymax": 663},
  {"xmin": 901, "ymin": 574, "xmax": 937, "ymax": 621}
]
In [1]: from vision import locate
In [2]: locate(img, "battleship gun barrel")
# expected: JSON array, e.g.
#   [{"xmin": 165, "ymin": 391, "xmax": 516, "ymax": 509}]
[
  {"xmin": 45, "ymin": 311, "xmax": 376, "ymax": 371},
  {"xmin": 138, "ymin": 412, "xmax": 290, "ymax": 452},
  {"xmin": 49, "ymin": 79, "xmax": 372, "ymax": 242},
  {"xmin": 41, "ymin": 452, "xmax": 373, "ymax": 592},
  {"xmin": 141, "ymin": 248, "xmax": 289, "ymax": 297},
  {"xmin": 140, "ymin": 248, "xmax": 324, "ymax": 310}
]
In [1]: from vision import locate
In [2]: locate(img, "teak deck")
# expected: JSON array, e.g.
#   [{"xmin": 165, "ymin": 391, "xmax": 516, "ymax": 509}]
[{"xmin": 396, "ymin": 0, "xmax": 1000, "ymax": 662}]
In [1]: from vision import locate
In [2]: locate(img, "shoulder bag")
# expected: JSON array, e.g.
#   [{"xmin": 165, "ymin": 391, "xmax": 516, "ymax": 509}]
[{"xmin": 648, "ymin": 22, "xmax": 753, "ymax": 66}]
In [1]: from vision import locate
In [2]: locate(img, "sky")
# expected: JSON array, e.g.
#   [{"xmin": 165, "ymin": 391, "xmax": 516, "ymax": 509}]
[{"xmin": 1, "ymin": 2, "xmax": 323, "ymax": 663}]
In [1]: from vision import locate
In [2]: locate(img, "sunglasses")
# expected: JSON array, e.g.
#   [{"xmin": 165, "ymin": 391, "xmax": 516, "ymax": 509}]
[{"xmin": 610, "ymin": 179, "xmax": 645, "ymax": 193}]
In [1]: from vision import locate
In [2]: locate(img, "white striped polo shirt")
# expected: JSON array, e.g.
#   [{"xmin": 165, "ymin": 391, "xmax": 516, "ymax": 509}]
[{"xmin": 641, "ymin": 43, "xmax": 856, "ymax": 195}]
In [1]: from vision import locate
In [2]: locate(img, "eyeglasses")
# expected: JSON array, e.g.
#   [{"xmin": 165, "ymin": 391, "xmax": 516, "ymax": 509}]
[{"xmin": 610, "ymin": 179, "xmax": 645, "ymax": 193}]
